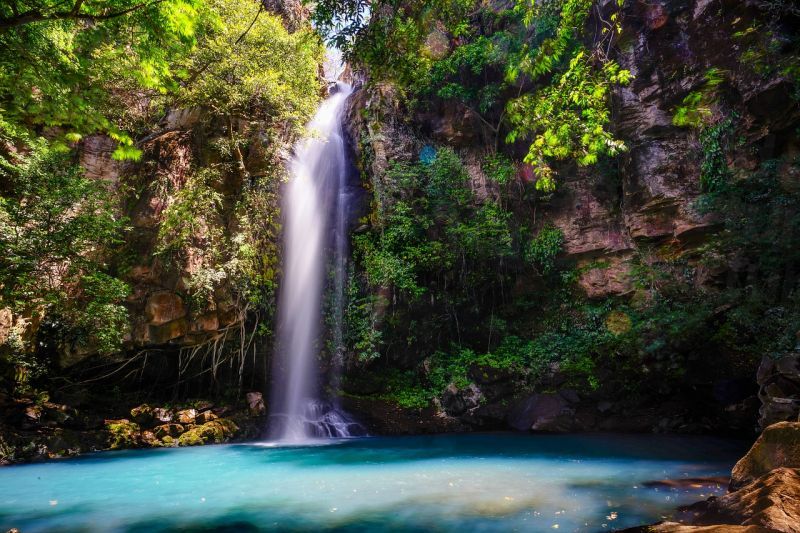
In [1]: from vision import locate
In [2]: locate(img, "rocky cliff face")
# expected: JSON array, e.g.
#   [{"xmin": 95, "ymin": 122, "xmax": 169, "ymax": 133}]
[
  {"xmin": 341, "ymin": 0, "xmax": 800, "ymax": 433},
  {"xmin": 350, "ymin": 0, "xmax": 799, "ymax": 301}
]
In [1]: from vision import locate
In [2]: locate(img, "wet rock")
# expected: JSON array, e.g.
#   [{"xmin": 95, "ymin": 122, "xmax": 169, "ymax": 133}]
[
  {"xmin": 246, "ymin": 392, "xmax": 266, "ymax": 417},
  {"xmin": 340, "ymin": 395, "xmax": 466, "ymax": 435},
  {"xmin": 730, "ymin": 422, "xmax": 800, "ymax": 491},
  {"xmin": 686, "ymin": 468, "xmax": 800, "ymax": 532}
]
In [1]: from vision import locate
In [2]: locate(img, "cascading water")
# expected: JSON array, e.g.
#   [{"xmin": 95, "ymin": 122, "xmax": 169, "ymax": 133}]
[{"xmin": 268, "ymin": 80, "xmax": 364, "ymax": 443}]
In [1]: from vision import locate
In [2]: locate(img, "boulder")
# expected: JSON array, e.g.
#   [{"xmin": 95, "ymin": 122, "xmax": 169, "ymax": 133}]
[
  {"xmin": 441, "ymin": 383, "xmax": 482, "ymax": 417},
  {"xmin": 246, "ymin": 392, "xmax": 266, "ymax": 417},
  {"xmin": 105, "ymin": 419, "xmax": 141, "ymax": 449},
  {"xmin": 507, "ymin": 393, "xmax": 575, "ymax": 432},
  {"xmin": 147, "ymin": 318, "xmax": 188, "ymax": 344},
  {"xmin": 757, "ymin": 354, "xmax": 800, "ymax": 429},
  {"xmin": 195, "ymin": 410, "xmax": 218, "ymax": 424},
  {"xmin": 130, "ymin": 404, "xmax": 154, "ymax": 426},
  {"xmin": 731, "ymin": 422, "xmax": 800, "ymax": 490},
  {"xmin": 175, "ymin": 408, "xmax": 197, "ymax": 425},
  {"xmin": 178, "ymin": 419, "xmax": 238, "ymax": 446},
  {"xmin": 682, "ymin": 468, "xmax": 800, "ymax": 533},
  {"xmin": 153, "ymin": 423, "xmax": 185, "ymax": 439},
  {"xmin": 152, "ymin": 407, "xmax": 173, "ymax": 423}
]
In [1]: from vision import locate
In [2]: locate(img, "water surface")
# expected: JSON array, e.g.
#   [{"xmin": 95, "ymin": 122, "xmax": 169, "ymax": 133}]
[{"xmin": 0, "ymin": 433, "xmax": 746, "ymax": 532}]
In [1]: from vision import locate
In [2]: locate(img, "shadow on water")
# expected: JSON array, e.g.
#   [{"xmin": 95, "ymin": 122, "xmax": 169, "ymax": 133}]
[
  {"xmin": 0, "ymin": 432, "xmax": 751, "ymax": 470},
  {"xmin": 236, "ymin": 432, "xmax": 750, "ymax": 468}
]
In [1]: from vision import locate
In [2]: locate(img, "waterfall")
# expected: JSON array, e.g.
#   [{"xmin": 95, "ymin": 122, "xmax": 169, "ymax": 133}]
[{"xmin": 268, "ymin": 81, "xmax": 364, "ymax": 443}]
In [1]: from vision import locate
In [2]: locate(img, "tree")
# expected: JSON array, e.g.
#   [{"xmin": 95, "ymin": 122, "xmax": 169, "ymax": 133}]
[{"xmin": 0, "ymin": 0, "xmax": 206, "ymax": 158}]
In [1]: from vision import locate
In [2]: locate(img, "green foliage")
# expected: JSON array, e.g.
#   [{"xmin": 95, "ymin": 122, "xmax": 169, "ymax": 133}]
[
  {"xmin": 506, "ymin": 51, "xmax": 631, "ymax": 191},
  {"xmin": 698, "ymin": 115, "xmax": 736, "ymax": 193},
  {"xmin": 0, "ymin": 0, "xmax": 206, "ymax": 155},
  {"xmin": 177, "ymin": 0, "xmax": 324, "ymax": 126},
  {"xmin": 77, "ymin": 273, "xmax": 131, "ymax": 355},
  {"xmin": 344, "ymin": 272, "xmax": 384, "ymax": 362},
  {"xmin": 672, "ymin": 68, "xmax": 725, "ymax": 128},
  {"xmin": 482, "ymin": 153, "xmax": 515, "ymax": 184},
  {"xmin": 525, "ymin": 225, "xmax": 564, "ymax": 274},
  {"xmin": 733, "ymin": 14, "xmax": 800, "ymax": 100},
  {"xmin": 106, "ymin": 420, "xmax": 141, "ymax": 449},
  {"xmin": 0, "ymin": 146, "xmax": 129, "ymax": 357},
  {"xmin": 156, "ymin": 168, "xmax": 224, "ymax": 260},
  {"xmin": 354, "ymin": 148, "xmax": 515, "ymax": 299}
]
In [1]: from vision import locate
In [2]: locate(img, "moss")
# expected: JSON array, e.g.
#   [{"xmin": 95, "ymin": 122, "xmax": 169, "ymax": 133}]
[
  {"xmin": 105, "ymin": 420, "xmax": 141, "ymax": 449},
  {"xmin": 177, "ymin": 419, "xmax": 239, "ymax": 447}
]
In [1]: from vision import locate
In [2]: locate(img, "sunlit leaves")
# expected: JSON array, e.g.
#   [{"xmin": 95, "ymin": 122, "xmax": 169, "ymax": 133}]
[
  {"xmin": 0, "ymin": 0, "xmax": 206, "ymax": 151},
  {"xmin": 505, "ymin": 1, "xmax": 631, "ymax": 191},
  {"xmin": 177, "ymin": 0, "xmax": 323, "ymax": 127}
]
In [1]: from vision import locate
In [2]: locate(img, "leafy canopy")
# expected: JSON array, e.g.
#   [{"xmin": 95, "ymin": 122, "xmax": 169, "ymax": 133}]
[{"xmin": 0, "ymin": 0, "xmax": 206, "ymax": 158}]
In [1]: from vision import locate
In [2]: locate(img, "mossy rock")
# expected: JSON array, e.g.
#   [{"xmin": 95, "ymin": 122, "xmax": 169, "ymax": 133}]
[
  {"xmin": 130, "ymin": 404, "xmax": 155, "ymax": 427},
  {"xmin": 153, "ymin": 423, "xmax": 184, "ymax": 439},
  {"xmin": 105, "ymin": 419, "xmax": 141, "ymax": 449},
  {"xmin": 730, "ymin": 421, "xmax": 800, "ymax": 490},
  {"xmin": 177, "ymin": 419, "xmax": 238, "ymax": 447}
]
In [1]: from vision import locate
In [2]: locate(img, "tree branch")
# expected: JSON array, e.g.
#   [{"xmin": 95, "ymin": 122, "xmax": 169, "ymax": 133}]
[{"xmin": 0, "ymin": 0, "xmax": 166, "ymax": 31}]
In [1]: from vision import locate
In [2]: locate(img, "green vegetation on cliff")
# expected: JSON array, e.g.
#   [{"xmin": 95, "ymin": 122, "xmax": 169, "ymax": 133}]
[{"xmin": 0, "ymin": 0, "xmax": 323, "ymax": 392}]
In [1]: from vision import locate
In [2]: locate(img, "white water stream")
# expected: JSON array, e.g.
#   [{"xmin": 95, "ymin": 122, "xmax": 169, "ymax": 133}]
[{"xmin": 268, "ymin": 81, "xmax": 363, "ymax": 442}]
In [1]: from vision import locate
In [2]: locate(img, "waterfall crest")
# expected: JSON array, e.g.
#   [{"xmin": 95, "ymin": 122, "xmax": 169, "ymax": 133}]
[{"xmin": 268, "ymin": 81, "xmax": 364, "ymax": 443}]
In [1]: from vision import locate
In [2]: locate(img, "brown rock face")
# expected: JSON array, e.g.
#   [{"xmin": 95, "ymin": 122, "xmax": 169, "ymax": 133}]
[
  {"xmin": 757, "ymin": 355, "xmax": 800, "ymax": 429},
  {"xmin": 507, "ymin": 392, "xmax": 577, "ymax": 432},
  {"xmin": 577, "ymin": 255, "xmax": 634, "ymax": 299},
  {"xmin": 689, "ymin": 468, "xmax": 800, "ymax": 533},
  {"xmin": 145, "ymin": 292, "xmax": 186, "ymax": 326},
  {"xmin": 730, "ymin": 422, "xmax": 800, "ymax": 491}
]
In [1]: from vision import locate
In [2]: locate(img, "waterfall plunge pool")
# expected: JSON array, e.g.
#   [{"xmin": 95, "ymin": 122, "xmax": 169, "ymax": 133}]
[{"xmin": 0, "ymin": 432, "xmax": 747, "ymax": 532}]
